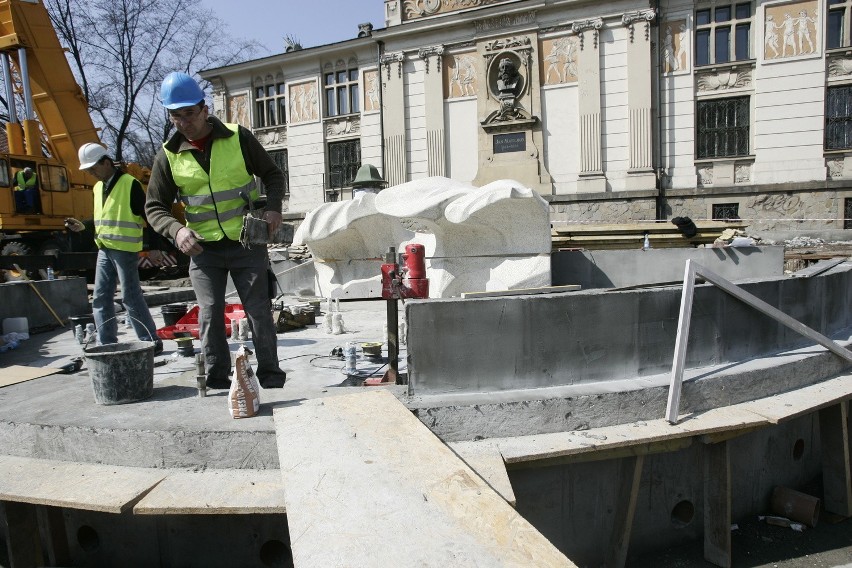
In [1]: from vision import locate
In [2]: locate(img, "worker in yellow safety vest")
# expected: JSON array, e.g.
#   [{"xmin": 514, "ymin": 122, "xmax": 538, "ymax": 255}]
[
  {"xmin": 14, "ymin": 166, "xmax": 39, "ymax": 213},
  {"xmin": 67, "ymin": 143, "xmax": 162, "ymax": 354},
  {"xmin": 145, "ymin": 71, "xmax": 287, "ymax": 390}
]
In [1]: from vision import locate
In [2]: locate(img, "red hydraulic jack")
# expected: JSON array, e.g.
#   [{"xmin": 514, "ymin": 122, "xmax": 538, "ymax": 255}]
[{"xmin": 364, "ymin": 244, "xmax": 429, "ymax": 386}]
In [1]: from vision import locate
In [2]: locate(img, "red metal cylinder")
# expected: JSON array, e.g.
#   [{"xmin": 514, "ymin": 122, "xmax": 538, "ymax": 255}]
[
  {"xmin": 380, "ymin": 263, "xmax": 397, "ymax": 300},
  {"xmin": 402, "ymin": 244, "xmax": 426, "ymax": 279}
]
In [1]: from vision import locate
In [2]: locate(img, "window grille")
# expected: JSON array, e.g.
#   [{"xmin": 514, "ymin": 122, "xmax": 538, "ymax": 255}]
[
  {"xmin": 254, "ymin": 83, "xmax": 287, "ymax": 128},
  {"xmin": 695, "ymin": 3, "xmax": 753, "ymax": 66},
  {"xmin": 826, "ymin": 85, "xmax": 852, "ymax": 150},
  {"xmin": 327, "ymin": 139, "xmax": 361, "ymax": 192},
  {"xmin": 828, "ymin": 0, "xmax": 852, "ymax": 49},
  {"xmin": 267, "ymin": 150, "xmax": 289, "ymax": 197},
  {"xmin": 712, "ymin": 202, "xmax": 740, "ymax": 220},
  {"xmin": 845, "ymin": 198, "xmax": 852, "ymax": 229},
  {"xmin": 324, "ymin": 69, "xmax": 360, "ymax": 117},
  {"xmin": 697, "ymin": 96, "xmax": 750, "ymax": 158}
]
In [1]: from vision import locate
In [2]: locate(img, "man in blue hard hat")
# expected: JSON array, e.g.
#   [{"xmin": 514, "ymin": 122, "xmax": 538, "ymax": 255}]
[{"xmin": 144, "ymin": 71, "xmax": 286, "ymax": 389}]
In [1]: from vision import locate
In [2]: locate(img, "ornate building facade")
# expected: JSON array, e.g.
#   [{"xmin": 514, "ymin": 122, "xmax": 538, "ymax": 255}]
[{"xmin": 199, "ymin": 0, "xmax": 852, "ymax": 239}]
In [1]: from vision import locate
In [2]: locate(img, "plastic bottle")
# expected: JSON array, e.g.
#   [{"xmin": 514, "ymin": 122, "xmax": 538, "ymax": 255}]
[
  {"xmin": 74, "ymin": 324, "xmax": 85, "ymax": 344},
  {"xmin": 332, "ymin": 312, "xmax": 345, "ymax": 335},
  {"xmin": 323, "ymin": 311, "xmax": 334, "ymax": 334},
  {"xmin": 46, "ymin": 266, "xmax": 54, "ymax": 280}
]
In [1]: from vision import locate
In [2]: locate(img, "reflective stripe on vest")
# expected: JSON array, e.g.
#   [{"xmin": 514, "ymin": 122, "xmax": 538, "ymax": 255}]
[
  {"xmin": 93, "ymin": 173, "xmax": 144, "ymax": 252},
  {"xmin": 15, "ymin": 171, "xmax": 35, "ymax": 191},
  {"xmin": 163, "ymin": 123, "xmax": 258, "ymax": 241}
]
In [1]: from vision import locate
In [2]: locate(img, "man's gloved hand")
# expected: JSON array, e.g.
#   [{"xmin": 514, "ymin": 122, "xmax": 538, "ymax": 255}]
[
  {"xmin": 175, "ymin": 226, "xmax": 205, "ymax": 256},
  {"xmin": 64, "ymin": 218, "xmax": 85, "ymax": 232},
  {"xmin": 263, "ymin": 210, "xmax": 283, "ymax": 239}
]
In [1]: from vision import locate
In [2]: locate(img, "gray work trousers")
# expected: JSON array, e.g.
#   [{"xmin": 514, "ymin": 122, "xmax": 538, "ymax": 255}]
[{"xmin": 188, "ymin": 239, "xmax": 285, "ymax": 384}]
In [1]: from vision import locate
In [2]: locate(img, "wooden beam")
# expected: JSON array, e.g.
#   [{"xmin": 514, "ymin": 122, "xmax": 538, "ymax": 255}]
[
  {"xmin": 1, "ymin": 501, "xmax": 40, "ymax": 568},
  {"xmin": 703, "ymin": 441, "xmax": 731, "ymax": 568},
  {"xmin": 36, "ymin": 506, "xmax": 70, "ymax": 567},
  {"xmin": 819, "ymin": 402, "xmax": 852, "ymax": 517},
  {"xmin": 606, "ymin": 455, "xmax": 644, "ymax": 568}
]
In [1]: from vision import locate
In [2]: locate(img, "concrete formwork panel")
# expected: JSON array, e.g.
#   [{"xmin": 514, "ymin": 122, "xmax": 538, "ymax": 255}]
[
  {"xmin": 0, "ymin": 277, "xmax": 89, "ymax": 330},
  {"xmin": 406, "ymin": 264, "xmax": 852, "ymax": 398}
]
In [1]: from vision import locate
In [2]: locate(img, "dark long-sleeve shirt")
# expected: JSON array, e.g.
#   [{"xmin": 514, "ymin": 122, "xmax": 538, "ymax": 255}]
[{"xmin": 144, "ymin": 115, "xmax": 285, "ymax": 241}]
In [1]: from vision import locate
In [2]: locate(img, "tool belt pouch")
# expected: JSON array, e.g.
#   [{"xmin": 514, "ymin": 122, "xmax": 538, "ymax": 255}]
[{"xmin": 240, "ymin": 213, "xmax": 291, "ymax": 247}]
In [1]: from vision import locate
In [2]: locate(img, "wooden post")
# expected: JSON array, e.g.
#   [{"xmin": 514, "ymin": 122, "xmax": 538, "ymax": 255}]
[
  {"xmin": 606, "ymin": 455, "xmax": 644, "ymax": 568},
  {"xmin": 819, "ymin": 402, "xmax": 852, "ymax": 516},
  {"xmin": 703, "ymin": 441, "xmax": 731, "ymax": 567},
  {"xmin": 1, "ymin": 500, "xmax": 41, "ymax": 568},
  {"xmin": 36, "ymin": 505, "xmax": 70, "ymax": 566}
]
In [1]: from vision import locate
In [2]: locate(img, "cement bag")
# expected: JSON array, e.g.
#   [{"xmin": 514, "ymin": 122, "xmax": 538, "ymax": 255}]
[{"xmin": 228, "ymin": 345, "xmax": 261, "ymax": 418}]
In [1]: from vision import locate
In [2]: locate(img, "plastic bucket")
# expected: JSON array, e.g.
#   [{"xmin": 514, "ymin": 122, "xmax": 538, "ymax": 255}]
[
  {"xmin": 161, "ymin": 303, "xmax": 189, "ymax": 327},
  {"xmin": 84, "ymin": 341, "xmax": 155, "ymax": 405}
]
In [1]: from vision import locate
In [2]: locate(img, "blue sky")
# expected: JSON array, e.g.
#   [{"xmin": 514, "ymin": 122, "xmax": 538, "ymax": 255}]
[{"xmin": 202, "ymin": 1, "xmax": 387, "ymax": 55}]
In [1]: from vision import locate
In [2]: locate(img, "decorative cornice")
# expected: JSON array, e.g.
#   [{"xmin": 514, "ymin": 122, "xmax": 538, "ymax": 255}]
[
  {"xmin": 622, "ymin": 9, "xmax": 656, "ymax": 42},
  {"xmin": 474, "ymin": 10, "xmax": 536, "ymax": 34},
  {"xmin": 380, "ymin": 51, "xmax": 405, "ymax": 80},
  {"xmin": 572, "ymin": 18, "xmax": 603, "ymax": 49},
  {"xmin": 418, "ymin": 45, "xmax": 445, "ymax": 74}
]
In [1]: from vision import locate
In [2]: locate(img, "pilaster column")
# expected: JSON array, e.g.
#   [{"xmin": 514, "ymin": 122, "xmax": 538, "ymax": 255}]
[
  {"xmin": 573, "ymin": 18, "xmax": 606, "ymax": 193},
  {"xmin": 380, "ymin": 51, "xmax": 408, "ymax": 186},
  {"xmin": 622, "ymin": 9, "xmax": 657, "ymax": 190},
  {"xmin": 418, "ymin": 45, "xmax": 446, "ymax": 177}
]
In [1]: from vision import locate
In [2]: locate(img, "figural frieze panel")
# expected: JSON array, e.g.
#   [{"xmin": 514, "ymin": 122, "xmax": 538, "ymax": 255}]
[
  {"xmin": 764, "ymin": 0, "xmax": 820, "ymax": 61},
  {"xmin": 288, "ymin": 81, "xmax": 319, "ymax": 124},
  {"xmin": 444, "ymin": 51, "xmax": 479, "ymax": 98},
  {"xmin": 228, "ymin": 94, "xmax": 249, "ymax": 128},
  {"xmin": 402, "ymin": 0, "xmax": 507, "ymax": 22},
  {"xmin": 662, "ymin": 20, "xmax": 689, "ymax": 73},
  {"xmin": 363, "ymin": 70, "xmax": 381, "ymax": 112},
  {"xmin": 540, "ymin": 36, "xmax": 579, "ymax": 85}
]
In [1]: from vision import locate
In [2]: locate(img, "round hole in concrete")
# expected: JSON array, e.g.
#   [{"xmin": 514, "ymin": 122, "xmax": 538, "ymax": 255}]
[
  {"xmin": 259, "ymin": 539, "xmax": 293, "ymax": 567},
  {"xmin": 792, "ymin": 438, "xmax": 805, "ymax": 461},
  {"xmin": 670, "ymin": 500, "xmax": 695, "ymax": 527},
  {"xmin": 77, "ymin": 525, "xmax": 99, "ymax": 552}
]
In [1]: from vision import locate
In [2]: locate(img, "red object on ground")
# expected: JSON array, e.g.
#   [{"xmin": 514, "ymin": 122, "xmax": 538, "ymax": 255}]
[{"xmin": 156, "ymin": 304, "xmax": 245, "ymax": 340}]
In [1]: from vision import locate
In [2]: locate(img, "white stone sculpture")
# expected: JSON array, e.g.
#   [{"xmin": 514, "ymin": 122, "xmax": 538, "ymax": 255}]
[{"xmin": 293, "ymin": 177, "xmax": 552, "ymax": 298}]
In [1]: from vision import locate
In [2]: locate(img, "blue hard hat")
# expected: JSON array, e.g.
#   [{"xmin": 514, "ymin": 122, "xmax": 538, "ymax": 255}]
[{"xmin": 160, "ymin": 72, "xmax": 205, "ymax": 109}]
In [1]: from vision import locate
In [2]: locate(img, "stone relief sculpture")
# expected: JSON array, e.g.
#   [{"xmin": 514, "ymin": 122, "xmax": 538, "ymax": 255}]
[
  {"xmin": 446, "ymin": 53, "xmax": 478, "ymax": 98},
  {"xmin": 765, "ymin": 1, "xmax": 819, "ymax": 60},
  {"xmin": 293, "ymin": 177, "xmax": 552, "ymax": 299},
  {"xmin": 288, "ymin": 81, "xmax": 318, "ymax": 123},
  {"xmin": 403, "ymin": 0, "xmax": 502, "ymax": 20},
  {"xmin": 364, "ymin": 70, "xmax": 380, "ymax": 111},
  {"xmin": 662, "ymin": 21, "xmax": 688, "ymax": 73},
  {"xmin": 228, "ymin": 94, "xmax": 248, "ymax": 128},
  {"xmin": 542, "ymin": 36, "xmax": 578, "ymax": 85}
]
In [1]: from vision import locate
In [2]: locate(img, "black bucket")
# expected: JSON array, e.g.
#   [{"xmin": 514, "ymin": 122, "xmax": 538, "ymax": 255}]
[
  {"xmin": 84, "ymin": 341, "xmax": 154, "ymax": 405},
  {"xmin": 161, "ymin": 303, "xmax": 188, "ymax": 327}
]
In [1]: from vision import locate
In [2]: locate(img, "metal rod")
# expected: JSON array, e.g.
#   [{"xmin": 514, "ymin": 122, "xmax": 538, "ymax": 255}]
[
  {"xmin": 1, "ymin": 53, "xmax": 17, "ymax": 124},
  {"xmin": 17, "ymin": 48, "xmax": 33, "ymax": 119}
]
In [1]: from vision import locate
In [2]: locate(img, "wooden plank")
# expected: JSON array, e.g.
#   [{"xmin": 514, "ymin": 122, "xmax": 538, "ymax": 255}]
[
  {"xmin": 606, "ymin": 455, "xmax": 644, "ymax": 568},
  {"xmin": 274, "ymin": 390, "xmax": 575, "ymax": 568},
  {"xmin": 819, "ymin": 402, "xmax": 852, "ymax": 517},
  {"xmin": 703, "ymin": 441, "xmax": 732, "ymax": 568},
  {"xmin": 133, "ymin": 470, "xmax": 286, "ymax": 515},
  {"xmin": 0, "ymin": 455, "xmax": 165, "ymax": 513},
  {"xmin": 449, "ymin": 440, "xmax": 516, "ymax": 506},
  {"xmin": 461, "ymin": 284, "xmax": 581, "ymax": 299},
  {"xmin": 37, "ymin": 506, "xmax": 70, "ymax": 566},
  {"xmin": 1, "ymin": 365, "xmax": 61, "ymax": 388},
  {"xmin": 742, "ymin": 373, "xmax": 852, "ymax": 424},
  {"xmin": 494, "ymin": 405, "xmax": 768, "ymax": 466}
]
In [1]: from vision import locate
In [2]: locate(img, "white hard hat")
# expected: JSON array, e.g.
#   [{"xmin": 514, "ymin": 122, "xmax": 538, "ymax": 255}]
[{"xmin": 78, "ymin": 143, "xmax": 109, "ymax": 170}]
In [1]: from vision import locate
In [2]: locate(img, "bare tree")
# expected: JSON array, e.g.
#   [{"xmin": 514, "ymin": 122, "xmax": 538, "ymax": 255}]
[{"xmin": 42, "ymin": 0, "xmax": 262, "ymax": 164}]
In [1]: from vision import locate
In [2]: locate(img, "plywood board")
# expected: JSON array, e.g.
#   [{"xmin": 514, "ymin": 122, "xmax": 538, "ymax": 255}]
[
  {"xmin": 274, "ymin": 390, "xmax": 575, "ymax": 568},
  {"xmin": 134, "ymin": 469, "xmax": 286, "ymax": 515},
  {"xmin": 449, "ymin": 440, "xmax": 516, "ymax": 506},
  {"xmin": 1, "ymin": 365, "xmax": 61, "ymax": 387},
  {"xmin": 0, "ymin": 455, "xmax": 165, "ymax": 513},
  {"xmin": 742, "ymin": 374, "xmax": 852, "ymax": 424},
  {"xmin": 494, "ymin": 405, "xmax": 768, "ymax": 465}
]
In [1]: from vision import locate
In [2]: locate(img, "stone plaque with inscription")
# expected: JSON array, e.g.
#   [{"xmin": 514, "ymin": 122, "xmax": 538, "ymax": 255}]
[{"xmin": 493, "ymin": 132, "xmax": 526, "ymax": 154}]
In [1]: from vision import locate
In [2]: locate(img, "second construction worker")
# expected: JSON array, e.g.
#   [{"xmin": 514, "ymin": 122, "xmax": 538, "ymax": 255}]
[
  {"xmin": 145, "ymin": 71, "xmax": 286, "ymax": 390},
  {"xmin": 68, "ymin": 143, "xmax": 163, "ymax": 353}
]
